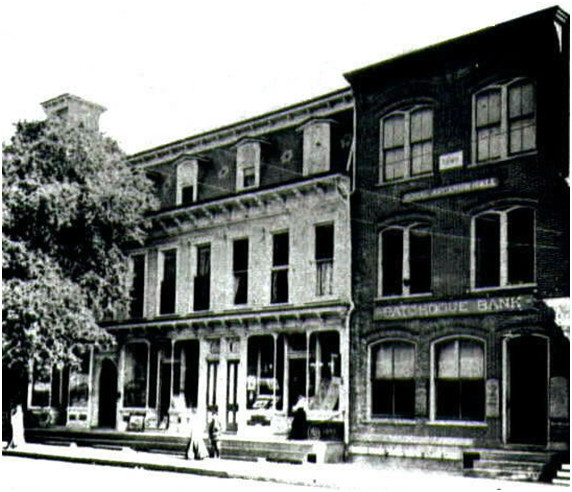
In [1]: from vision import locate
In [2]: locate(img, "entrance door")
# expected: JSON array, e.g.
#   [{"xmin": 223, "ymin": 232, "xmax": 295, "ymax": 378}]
[
  {"xmin": 507, "ymin": 336, "xmax": 548, "ymax": 445},
  {"xmin": 159, "ymin": 360, "xmax": 172, "ymax": 425},
  {"xmin": 288, "ymin": 358, "xmax": 307, "ymax": 415},
  {"xmin": 226, "ymin": 360, "xmax": 239, "ymax": 432},
  {"xmin": 98, "ymin": 359, "xmax": 118, "ymax": 428}
]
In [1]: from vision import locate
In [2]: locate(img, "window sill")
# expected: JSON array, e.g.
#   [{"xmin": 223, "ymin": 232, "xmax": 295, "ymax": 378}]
[
  {"xmin": 427, "ymin": 420, "xmax": 487, "ymax": 428},
  {"xmin": 468, "ymin": 150, "xmax": 537, "ymax": 168},
  {"xmin": 376, "ymin": 173, "xmax": 433, "ymax": 188},
  {"xmin": 470, "ymin": 283, "xmax": 536, "ymax": 294},
  {"xmin": 375, "ymin": 293, "xmax": 433, "ymax": 302},
  {"xmin": 365, "ymin": 418, "xmax": 417, "ymax": 425}
]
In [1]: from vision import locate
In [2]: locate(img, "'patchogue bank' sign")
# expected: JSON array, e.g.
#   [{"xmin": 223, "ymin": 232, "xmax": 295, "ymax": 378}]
[{"xmin": 374, "ymin": 295, "xmax": 534, "ymax": 320}]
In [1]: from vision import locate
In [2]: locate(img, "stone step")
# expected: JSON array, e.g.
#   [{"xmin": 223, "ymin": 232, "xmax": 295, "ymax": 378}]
[
  {"xmin": 467, "ymin": 448, "xmax": 554, "ymax": 464},
  {"xmin": 349, "ymin": 443, "xmax": 463, "ymax": 461},
  {"xmin": 562, "ymin": 463, "xmax": 570, "ymax": 472},
  {"xmin": 473, "ymin": 459, "xmax": 545, "ymax": 472},
  {"xmin": 556, "ymin": 470, "xmax": 570, "ymax": 479},
  {"xmin": 553, "ymin": 478, "xmax": 570, "ymax": 486},
  {"xmin": 464, "ymin": 468, "xmax": 542, "ymax": 482}
]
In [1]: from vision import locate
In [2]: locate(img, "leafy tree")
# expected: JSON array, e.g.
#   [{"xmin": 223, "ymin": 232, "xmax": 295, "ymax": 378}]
[{"xmin": 2, "ymin": 117, "xmax": 157, "ymax": 405}]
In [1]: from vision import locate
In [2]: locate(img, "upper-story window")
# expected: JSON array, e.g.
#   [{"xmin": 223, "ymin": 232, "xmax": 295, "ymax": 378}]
[
  {"xmin": 301, "ymin": 119, "xmax": 331, "ymax": 176},
  {"xmin": 315, "ymin": 223, "xmax": 334, "ymax": 296},
  {"xmin": 472, "ymin": 206, "xmax": 535, "ymax": 289},
  {"xmin": 194, "ymin": 244, "xmax": 211, "ymax": 311},
  {"xmin": 130, "ymin": 253, "xmax": 145, "ymax": 318},
  {"xmin": 159, "ymin": 249, "xmax": 177, "ymax": 315},
  {"xmin": 473, "ymin": 79, "xmax": 536, "ymax": 163},
  {"xmin": 236, "ymin": 140, "xmax": 261, "ymax": 191},
  {"xmin": 380, "ymin": 106, "xmax": 433, "ymax": 182},
  {"xmin": 176, "ymin": 160, "xmax": 198, "ymax": 205},
  {"xmin": 379, "ymin": 224, "xmax": 431, "ymax": 297},
  {"xmin": 271, "ymin": 232, "xmax": 289, "ymax": 304},
  {"xmin": 233, "ymin": 238, "xmax": 249, "ymax": 305}
]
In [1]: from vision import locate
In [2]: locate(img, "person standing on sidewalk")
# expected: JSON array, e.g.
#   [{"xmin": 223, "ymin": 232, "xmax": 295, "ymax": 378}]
[{"xmin": 208, "ymin": 409, "xmax": 221, "ymax": 458}]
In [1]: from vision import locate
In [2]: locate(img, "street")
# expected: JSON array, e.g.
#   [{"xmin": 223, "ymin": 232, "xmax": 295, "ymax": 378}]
[{"xmin": 1, "ymin": 455, "xmax": 557, "ymax": 492}]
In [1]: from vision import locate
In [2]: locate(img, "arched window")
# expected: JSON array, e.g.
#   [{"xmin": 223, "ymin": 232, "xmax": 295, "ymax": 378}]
[
  {"xmin": 380, "ymin": 106, "xmax": 433, "ymax": 182},
  {"xmin": 473, "ymin": 79, "xmax": 535, "ymax": 163},
  {"xmin": 379, "ymin": 223, "xmax": 432, "ymax": 297},
  {"xmin": 371, "ymin": 341, "xmax": 415, "ymax": 419},
  {"xmin": 472, "ymin": 206, "xmax": 535, "ymax": 289},
  {"xmin": 434, "ymin": 338, "xmax": 485, "ymax": 421}
]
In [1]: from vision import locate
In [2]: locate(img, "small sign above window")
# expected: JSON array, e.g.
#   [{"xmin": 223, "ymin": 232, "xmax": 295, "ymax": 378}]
[{"xmin": 439, "ymin": 150, "xmax": 463, "ymax": 171}]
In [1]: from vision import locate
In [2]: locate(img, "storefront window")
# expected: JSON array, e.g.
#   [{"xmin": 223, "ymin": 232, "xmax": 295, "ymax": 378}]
[
  {"xmin": 31, "ymin": 364, "xmax": 51, "ymax": 407},
  {"xmin": 123, "ymin": 343, "xmax": 149, "ymax": 408},
  {"xmin": 435, "ymin": 338, "xmax": 485, "ymax": 421},
  {"xmin": 308, "ymin": 331, "xmax": 341, "ymax": 411},
  {"xmin": 371, "ymin": 341, "xmax": 415, "ymax": 419},
  {"xmin": 246, "ymin": 335, "xmax": 283, "ymax": 410},
  {"xmin": 69, "ymin": 350, "xmax": 90, "ymax": 408},
  {"xmin": 173, "ymin": 340, "xmax": 199, "ymax": 409}
]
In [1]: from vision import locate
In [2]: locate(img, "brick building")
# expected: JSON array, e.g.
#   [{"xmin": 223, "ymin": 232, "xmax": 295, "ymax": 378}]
[
  {"xmin": 25, "ymin": 6, "xmax": 569, "ymax": 474},
  {"xmin": 344, "ymin": 6, "xmax": 570, "ymax": 470}
]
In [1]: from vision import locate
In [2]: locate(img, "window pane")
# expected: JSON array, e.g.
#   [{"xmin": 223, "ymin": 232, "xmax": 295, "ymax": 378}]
[
  {"xmin": 507, "ymin": 208, "xmax": 535, "ymax": 284},
  {"xmin": 123, "ymin": 343, "xmax": 148, "ymax": 408},
  {"xmin": 384, "ymin": 148, "xmax": 406, "ymax": 180},
  {"xmin": 410, "ymin": 109, "xmax": 433, "ymax": 142},
  {"xmin": 181, "ymin": 185, "xmax": 194, "ymax": 205},
  {"xmin": 411, "ymin": 141, "xmax": 433, "ymax": 175},
  {"xmin": 393, "ymin": 380, "xmax": 416, "ymax": 418},
  {"xmin": 273, "ymin": 232, "xmax": 289, "ymax": 266},
  {"xmin": 374, "ymin": 344, "xmax": 393, "ymax": 379},
  {"xmin": 31, "ymin": 365, "xmax": 51, "ymax": 407},
  {"xmin": 194, "ymin": 245, "xmax": 210, "ymax": 311},
  {"xmin": 372, "ymin": 379, "xmax": 393, "ymax": 416},
  {"xmin": 409, "ymin": 228, "xmax": 431, "ymax": 293},
  {"xmin": 233, "ymin": 239, "xmax": 248, "ymax": 304},
  {"xmin": 69, "ymin": 352, "xmax": 90, "ymax": 408},
  {"xmin": 247, "ymin": 336, "xmax": 275, "ymax": 410},
  {"xmin": 382, "ymin": 229, "xmax": 403, "ymax": 296},
  {"xmin": 315, "ymin": 224, "xmax": 334, "ymax": 260},
  {"xmin": 436, "ymin": 379, "xmax": 460, "ymax": 419},
  {"xmin": 510, "ymin": 118, "xmax": 536, "ymax": 154},
  {"xmin": 437, "ymin": 340, "xmax": 458, "ymax": 379},
  {"xmin": 130, "ymin": 254, "xmax": 145, "ymax": 318},
  {"xmin": 475, "ymin": 213, "xmax": 501, "ymax": 287},
  {"xmin": 476, "ymin": 90, "xmax": 501, "ymax": 127},
  {"xmin": 308, "ymin": 332, "xmax": 340, "ymax": 411},
  {"xmin": 160, "ymin": 250, "xmax": 176, "ymax": 315},
  {"xmin": 393, "ymin": 343, "xmax": 415, "ymax": 379},
  {"xmin": 271, "ymin": 268, "xmax": 289, "ymax": 304},
  {"xmin": 383, "ymin": 115, "xmax": 405, "ymax": 148},
  {"xmin": 460, "ymin": 379, "xmax": 485, "ymax": 421},
  {"xmin": 509, "ymin": 83, "xmax": 535, "ymax": 118},
  {"xmin": 316, "ymin": 260, "xmax": 333, "ymax": 296},
  {"xmin": 459, "ymin": 341, "xmax": 484, "ymax": 378}
]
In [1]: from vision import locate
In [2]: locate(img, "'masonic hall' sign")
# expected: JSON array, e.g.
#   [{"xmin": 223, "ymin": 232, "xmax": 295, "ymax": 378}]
[{"xmin": 374, "ymin": 295, "xmax": 535, "ymax": 320}]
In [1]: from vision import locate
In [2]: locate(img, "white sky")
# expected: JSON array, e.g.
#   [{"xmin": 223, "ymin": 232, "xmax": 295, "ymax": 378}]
[{"xmin": 2, "ymin": 0, "xmax": 569, "ymax": 155}]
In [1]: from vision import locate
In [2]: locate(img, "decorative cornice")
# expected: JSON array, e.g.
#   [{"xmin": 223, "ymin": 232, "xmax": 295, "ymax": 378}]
[
  {"xmin": 104, "ymin": 301, "xmax": 352, "ymax": 334},
  {"xmin": 128, "ymin": 88, "xmax": 353, "ymax": 169},
  {"xmin": 149, "ymin": 173, "xmax": 350, "ymax": 235}
]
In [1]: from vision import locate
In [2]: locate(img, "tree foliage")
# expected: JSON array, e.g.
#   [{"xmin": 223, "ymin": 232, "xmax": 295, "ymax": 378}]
[{"xmin": 3, "ymin": 118, "xmax": 157, "ymax": 380}]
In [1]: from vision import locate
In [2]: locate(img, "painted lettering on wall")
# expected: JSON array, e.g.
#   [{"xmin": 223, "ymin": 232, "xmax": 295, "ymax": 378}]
[
  {"xmin": 402, "ymin": 178, "xmax": 499, "ymax": 203},
  {"xmin": 374, "ymin": 295, "xmax": 534, "ymax": 320}
]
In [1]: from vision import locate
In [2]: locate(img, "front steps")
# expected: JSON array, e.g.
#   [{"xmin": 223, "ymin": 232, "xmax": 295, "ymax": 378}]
[
  {"xmin": 463, "ymin": 448, "xmax": 558, "ymax": 482},
  {"xmin": 552, "ymin": 463, "xmax": 570, "ymax": 486},
  {"xmin": 348, "ymin": 434, "xmax": 475, "ymax": 471},
  {"xmin": 25, "ymin": 428, "xmax": 344, "ymax": 464}
]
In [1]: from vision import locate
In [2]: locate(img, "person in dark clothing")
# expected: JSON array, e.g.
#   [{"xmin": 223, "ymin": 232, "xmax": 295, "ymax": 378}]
[
  {"xmin": 289, "ymin": 397, "xmax": 308, "ymax": 440},
  {"xmin": 208, "ymin": 410, "xmax": 221, "ymax": 458}
]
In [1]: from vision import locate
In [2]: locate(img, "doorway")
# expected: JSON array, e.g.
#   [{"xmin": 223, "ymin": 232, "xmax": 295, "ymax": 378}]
[
  {"xmin": 288, "ymin": 358, "xmax": 307, "ymax": 415},
  {"xmin": 226, "ymin": 360, "xmax": 239, "ymax": 432},
  {"xmin": 506, "ymin": 335, "xmax": 548, "ymax": 445},
  {"xmin": 98, "ymin": 359, "xmax": 118, "ymax": 428}
]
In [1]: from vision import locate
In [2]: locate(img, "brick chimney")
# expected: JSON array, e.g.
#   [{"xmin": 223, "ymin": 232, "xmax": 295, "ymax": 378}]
[{"xmin": 41, "ymin": 93, "xmax": 106, "ymax": 131}]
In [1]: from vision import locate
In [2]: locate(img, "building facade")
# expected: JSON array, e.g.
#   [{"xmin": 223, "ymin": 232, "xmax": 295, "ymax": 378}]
[
  {"xmin": 345, "ymin": 7, "xmax": 570, "ymax": 465},
  {"xmin": 25, "ymin": 7, "xmax": 569, "ymax": 468}
]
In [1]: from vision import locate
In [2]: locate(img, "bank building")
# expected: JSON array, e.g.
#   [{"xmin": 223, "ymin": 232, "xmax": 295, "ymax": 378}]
[{"xmin": 23, "ymin": 6, "xmax": 570, "ymax": 481}]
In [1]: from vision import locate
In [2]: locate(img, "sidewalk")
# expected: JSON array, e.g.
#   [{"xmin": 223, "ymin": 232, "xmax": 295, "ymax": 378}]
[{"xmin": 2, "ymin": 442, "xmax": 552, "ymax": 491}]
